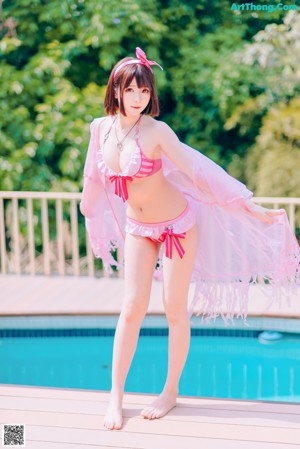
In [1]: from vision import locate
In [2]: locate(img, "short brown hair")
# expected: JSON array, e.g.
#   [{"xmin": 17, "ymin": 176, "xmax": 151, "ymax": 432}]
[{"xmin": 104, "ymin": 57, "xmax": 160, "ymax": 117}]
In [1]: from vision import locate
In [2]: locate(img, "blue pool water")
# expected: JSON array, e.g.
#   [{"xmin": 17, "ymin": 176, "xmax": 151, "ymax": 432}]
[{"xmin": 1, "ymin": 328, "xmax": 300, "ymax": 403}]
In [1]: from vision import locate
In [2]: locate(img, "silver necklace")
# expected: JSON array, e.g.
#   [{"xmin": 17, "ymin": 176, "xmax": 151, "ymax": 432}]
[{"xmin": 114, "ymin": 115, "xmax": 141, "ymax": 151}]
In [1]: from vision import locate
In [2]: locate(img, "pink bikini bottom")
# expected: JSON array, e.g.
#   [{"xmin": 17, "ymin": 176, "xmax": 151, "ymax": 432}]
[{"xmin": 125, "ymin": 196, "xmax": 197, "ymax": 259}]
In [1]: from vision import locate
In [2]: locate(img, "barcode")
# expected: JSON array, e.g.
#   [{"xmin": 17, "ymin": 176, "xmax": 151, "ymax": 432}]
[{"xmin": 2, "ymin": 424, "xmax": 25, "ymax": 447}]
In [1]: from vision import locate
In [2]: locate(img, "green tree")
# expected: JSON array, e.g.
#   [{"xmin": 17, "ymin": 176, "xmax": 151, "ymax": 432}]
[
  {"xmin": 0, "ymin": 0, "xmax": 291, "ymax": 192},
  {"xmin": 215, "ymin": 10, "xmax": 300, "ymax": 190},
  {"xmin": 0, "ymin": 0, "xmax": 165, "ymax": 192},
  {"xmin": 245, "ymin": 97, "xmax": 300, "ymax": 197}
]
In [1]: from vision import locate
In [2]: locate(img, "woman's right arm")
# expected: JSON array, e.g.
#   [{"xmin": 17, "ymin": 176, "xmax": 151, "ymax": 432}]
[
  {"xmin": 80, "ymin": 118, "xmax": 105, "ymax": 218},
  {"xmin": 80, "ymin": 176, "xmax": 102, "ymax": 218}
]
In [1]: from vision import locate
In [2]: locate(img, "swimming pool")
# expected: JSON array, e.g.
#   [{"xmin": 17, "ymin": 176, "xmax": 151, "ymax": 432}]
[{"xmin": 1, "ymin": 315, "xmax": 300, "ymax": 403}]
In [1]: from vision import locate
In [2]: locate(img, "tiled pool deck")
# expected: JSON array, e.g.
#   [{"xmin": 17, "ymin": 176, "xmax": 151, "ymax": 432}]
[
  {"xmin": 1, "ymin": 274, "xmax": 300, "ymax": 448},
  {"xmin": 1, "ymin": 274, "xmax": 300, "ymax": 317}
]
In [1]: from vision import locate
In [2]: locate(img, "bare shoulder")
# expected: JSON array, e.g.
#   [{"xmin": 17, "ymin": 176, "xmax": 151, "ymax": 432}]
[
  {"xmin": 147, "ymin": 117, "xmax": 170, "ymax": 130},
  {"xmin": 143, "ymin": 116, "xmax": 174, "ymax": 139}
]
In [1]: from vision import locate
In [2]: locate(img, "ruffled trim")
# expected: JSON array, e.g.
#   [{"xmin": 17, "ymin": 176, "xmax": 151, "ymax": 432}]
[
  {"xmin": 125, "ymin": 200, "xmax": 197, "ymax": 239},
  {"xmin": 96, "ymin": 130, "xmax": 142, "ymax": 178}
]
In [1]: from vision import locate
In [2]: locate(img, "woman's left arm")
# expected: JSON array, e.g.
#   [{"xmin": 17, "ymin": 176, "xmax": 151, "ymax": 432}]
[
  {"xmin": 156, "ymin": 121, "xmax": 284, "ymax": 224},
  {"xmin": 155, "ymin": 121, "xmax": 195, "ymax": 179}
]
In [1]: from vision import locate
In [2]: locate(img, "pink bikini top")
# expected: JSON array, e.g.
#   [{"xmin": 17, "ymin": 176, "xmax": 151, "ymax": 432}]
[{"xmin": 97, "ymin": 116, "xmax": 162, "ymax": 202}]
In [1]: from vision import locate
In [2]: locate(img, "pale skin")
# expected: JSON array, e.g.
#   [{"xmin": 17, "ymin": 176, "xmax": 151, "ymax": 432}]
[{"xmin": 82, "ymin": 80, "xmax": 284, "ymax": 430}]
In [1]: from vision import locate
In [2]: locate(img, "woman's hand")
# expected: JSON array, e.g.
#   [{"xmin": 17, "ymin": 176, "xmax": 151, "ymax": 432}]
[{"xmin": 243, "ymin": 199, "xmax": 285, "ymax": 224}]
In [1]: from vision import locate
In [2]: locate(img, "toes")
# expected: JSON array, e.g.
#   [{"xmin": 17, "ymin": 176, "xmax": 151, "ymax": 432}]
[
  {"xmin": 114, "ymin": 421, "xmax": 122, "ymax": 430},
  {"xmin": 141, "ymin": 407, "xmax": 153, "ymax": 418},
  {"xmin": 155, "ymin": 408, "xmax": 163, "ymax": 419},
  {"xmin": 154, "ymin": 410, "xmax": 161, "ymax": 419},
  {"xmin": 149, "ymin": 408, "xmax": 159, "ymax": 419},
  {"xmin": 104, "ymin": 418, "xmax": 123, "ymax": 430},
  {"xmin": 104, "ymin": 421, "xmax": 113, "ymax": 430},
  {"xmin": 147, "ymin": 411, "xmax": 154, "ymax": 419},
  {"xmin": 141, "ymin": 405, "xmax": 164, "ymax": 420}
]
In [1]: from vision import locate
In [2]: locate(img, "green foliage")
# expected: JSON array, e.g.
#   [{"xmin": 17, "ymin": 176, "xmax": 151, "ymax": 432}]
[
  {"xmin": 1, "ymin": 0, "xmax": 299, "ymax": 260},
  {"xmin": 245, "ymin": 97, "xmax": 300, "ymax": 197},
  {"xmin": 218, "ymin": 11, "xmax": 300, "ymax": 189},
  {"xmin": 1, "ymin": 0, "xmax": 292, "ymax": 192}
]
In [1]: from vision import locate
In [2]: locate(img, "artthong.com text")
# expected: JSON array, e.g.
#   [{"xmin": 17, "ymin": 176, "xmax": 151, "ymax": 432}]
[{"xmin": 231, "ymin": 3, "xmax": 298, "ymax": 12}]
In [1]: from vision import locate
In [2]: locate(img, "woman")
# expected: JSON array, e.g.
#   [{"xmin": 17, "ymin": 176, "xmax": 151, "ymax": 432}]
[{"xmin": 80, "ymin": 48, "xmax": 299, "ymax": 430}]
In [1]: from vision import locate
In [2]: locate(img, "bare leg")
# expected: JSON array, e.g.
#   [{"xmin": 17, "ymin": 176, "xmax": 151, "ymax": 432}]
[
  {"xmin": 141, "ymin": 223, "xmax": 198, "ymax": 419},
  {"xmin": 104, "ymin": 234, "xmax": 160, "ymax": 430}
]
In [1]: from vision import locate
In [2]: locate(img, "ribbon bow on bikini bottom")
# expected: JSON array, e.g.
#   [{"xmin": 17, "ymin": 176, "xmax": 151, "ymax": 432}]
[
  {"xmin": 109, "ymin": 175, "xmax": 186, "ymax": 259},
  {"xmin": 157, "ymin": 226, "xmax": 186, "ymax": 259}
]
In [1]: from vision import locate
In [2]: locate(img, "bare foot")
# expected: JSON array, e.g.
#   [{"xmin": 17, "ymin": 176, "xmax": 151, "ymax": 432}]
[
  {"xmin": 104, "ymin": 396, "xmax": 123, "ymax": 430},
  {"xmin": 140, "ymin": 390, "xmax": 177, "ymax": 420}
]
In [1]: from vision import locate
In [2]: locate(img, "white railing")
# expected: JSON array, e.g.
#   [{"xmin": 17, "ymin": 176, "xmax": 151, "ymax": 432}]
[
  {"xmin": 0, "ymin": 191, "xmax": 299, "ymax": 277},
  {"xmin": 0, "ymin": 191, "xmax": 95, "ymax": 277}
]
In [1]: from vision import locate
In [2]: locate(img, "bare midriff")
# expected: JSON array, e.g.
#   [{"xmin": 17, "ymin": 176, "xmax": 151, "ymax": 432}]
[{"xmin": 126, "ymin": 170, "xmax": 187, "ymax": 223}]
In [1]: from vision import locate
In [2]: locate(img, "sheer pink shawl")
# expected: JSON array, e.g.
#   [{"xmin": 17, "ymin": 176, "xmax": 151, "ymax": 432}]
[{"xmin": 81, "ymin": 118, "xmax": 300, "ymax": 322}]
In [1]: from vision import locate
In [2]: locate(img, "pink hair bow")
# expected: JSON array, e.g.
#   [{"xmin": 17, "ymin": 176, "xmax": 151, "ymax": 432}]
[
  {"xmin": 135, "ymin": 47, "xmax": 163, "ymax": 73},
  {"xmin": 113, "ymin": 47, "xmax": 163, "ymax": 79}
]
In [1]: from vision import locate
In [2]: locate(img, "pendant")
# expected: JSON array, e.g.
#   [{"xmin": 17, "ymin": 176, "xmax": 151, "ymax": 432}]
[{"xmin": 117, "ymin": 142, "xmax": 123, "ymax": 151}]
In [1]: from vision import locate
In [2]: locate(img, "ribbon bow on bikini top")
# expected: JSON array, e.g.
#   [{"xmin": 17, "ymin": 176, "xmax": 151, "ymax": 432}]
[
  {"xmin": 113, "ymin": 47, "xmax": 163, "ymax": 79},
  {"xmin": 109, "ymin": 175, "xmax": 132, "ymax": 202}
]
